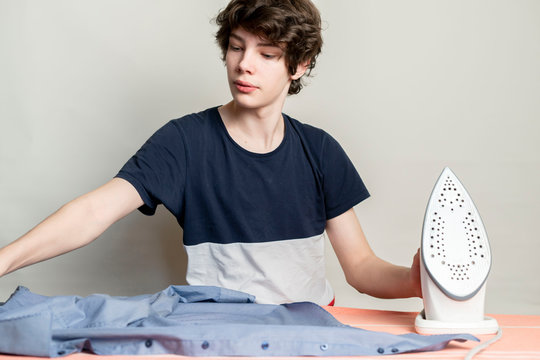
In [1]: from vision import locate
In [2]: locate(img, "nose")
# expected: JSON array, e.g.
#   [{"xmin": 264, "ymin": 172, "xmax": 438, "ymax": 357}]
[{"xmin": 237, "ymin": 50, "xmax": 255, "ymax": 74}]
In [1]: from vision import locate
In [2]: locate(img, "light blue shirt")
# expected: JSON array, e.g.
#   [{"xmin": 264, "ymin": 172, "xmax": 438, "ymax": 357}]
[{"xmin": 0, "ymin": 285, "xmax": 477, "ymax": 357}]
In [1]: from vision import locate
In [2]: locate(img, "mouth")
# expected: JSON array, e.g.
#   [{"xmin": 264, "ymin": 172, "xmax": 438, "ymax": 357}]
[{"xmin": 234, "ymin": 80, "xmax": 258, "ymax": 93}]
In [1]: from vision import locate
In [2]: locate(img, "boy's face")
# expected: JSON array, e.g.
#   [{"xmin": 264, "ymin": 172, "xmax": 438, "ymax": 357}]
[{"xmin": 225, "ymin": 27, "xmax": 305, "ymax": 111}]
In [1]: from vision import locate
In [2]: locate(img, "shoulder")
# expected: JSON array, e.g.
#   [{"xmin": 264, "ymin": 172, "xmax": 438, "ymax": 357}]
[
  {"xmin": 168, "ymin": 106, "xmax": 220, "ymax": 133},
  {"xmin": 149, "ymin": 107, "xmax": 220, "ymax": 145},
  {"xmin": 287, "ymin": 114, "xmax": 330, "ymax": 142},
  {"xmin": 133, "ymin": 107, "xmax": 221, "ymax": 157},
  {"xmin": 285, "ymin": 114, "xmax": 343, "ymax": 157}
]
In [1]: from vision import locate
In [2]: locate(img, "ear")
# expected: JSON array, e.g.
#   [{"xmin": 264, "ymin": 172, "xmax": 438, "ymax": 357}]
[{"xmin": 291, "ymin": 61, "xmax": 310, "ymax": 80}]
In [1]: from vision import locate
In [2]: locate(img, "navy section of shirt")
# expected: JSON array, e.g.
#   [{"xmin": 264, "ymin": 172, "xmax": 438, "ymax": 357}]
[{"xmin": 116, "ymin": 107, "xmax": 369, "ymax": 246}]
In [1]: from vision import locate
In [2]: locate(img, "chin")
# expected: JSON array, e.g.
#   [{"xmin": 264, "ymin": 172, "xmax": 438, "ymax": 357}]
[{"xmin": 231, "ymin": 95, "xmax": 264, "ymax": 110}]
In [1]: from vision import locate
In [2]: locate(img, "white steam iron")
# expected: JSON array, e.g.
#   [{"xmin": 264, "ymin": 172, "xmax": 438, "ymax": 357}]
[{"xmin": 415, "ymin": 167, "xmax": 499, "ymax": 335}]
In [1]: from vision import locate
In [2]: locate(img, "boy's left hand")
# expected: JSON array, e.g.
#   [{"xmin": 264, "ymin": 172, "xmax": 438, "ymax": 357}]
[{"xmin": 410, "ymin": 248, "xmax": 423, "ymax": 298}]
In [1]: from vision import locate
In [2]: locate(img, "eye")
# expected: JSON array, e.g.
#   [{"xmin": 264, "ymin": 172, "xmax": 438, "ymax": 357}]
[
  {"xmin": 262, "ymin": 53, "xmax": 276, "ymax": 59},
  {"xmin": 229, "ymin": 44, "xmax": 242, "ymax": 52}
]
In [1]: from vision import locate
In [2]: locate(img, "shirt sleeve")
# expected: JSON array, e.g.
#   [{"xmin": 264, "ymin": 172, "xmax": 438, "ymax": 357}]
[
  {"xmin": 115, "ymin": 120, "xmax": 187, "ymax": 217},
  {"xmin": 320, "ymin": 134, "xmax": 370, "ymax": 220}
]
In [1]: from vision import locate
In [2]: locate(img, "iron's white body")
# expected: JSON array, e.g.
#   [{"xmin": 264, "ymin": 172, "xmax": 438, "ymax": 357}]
[
  {"xmin": 415, "ymin": 260, "xmax": 498, "ymax": 334},
  {"xmin": 414, "ymin": 168, "xmax": 499, "ymax": 335}
]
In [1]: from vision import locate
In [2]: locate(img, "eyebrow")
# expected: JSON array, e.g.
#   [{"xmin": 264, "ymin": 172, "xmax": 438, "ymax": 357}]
[{"xmin": 229, "ymin": 33, "xmax": 279, "ymax": 48}]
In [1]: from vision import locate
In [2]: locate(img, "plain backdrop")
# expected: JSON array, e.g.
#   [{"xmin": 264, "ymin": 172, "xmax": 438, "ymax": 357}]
[{"xmin": 1, "ymin": 0, "xmax": 539, "ymax": 315}]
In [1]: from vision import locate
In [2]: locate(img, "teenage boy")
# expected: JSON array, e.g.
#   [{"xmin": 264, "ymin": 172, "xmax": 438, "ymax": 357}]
[{"xmin": 0, "ymin": 0, "xmax": 421, "ymax": 305}]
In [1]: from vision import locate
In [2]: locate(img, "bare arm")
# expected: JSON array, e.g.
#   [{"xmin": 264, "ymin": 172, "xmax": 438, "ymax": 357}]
[
  {"xmin": 326, "ymin": 208, "xmax": 422, "ymax": 299},
  {"xmin": 0, "ymin": 178, "xmax": 144, "ymax": 277}
]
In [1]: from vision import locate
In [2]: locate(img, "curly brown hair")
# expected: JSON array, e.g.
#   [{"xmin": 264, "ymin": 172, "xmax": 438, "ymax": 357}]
[{"xmin": 215, "ymin": 0, "xmax": 323, "ymax": 95}]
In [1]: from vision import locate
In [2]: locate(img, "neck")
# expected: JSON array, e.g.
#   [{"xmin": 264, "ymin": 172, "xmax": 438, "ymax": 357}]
[{"xmin": 218, "ymin": 101, "xmax": 285, "ymax": 154}]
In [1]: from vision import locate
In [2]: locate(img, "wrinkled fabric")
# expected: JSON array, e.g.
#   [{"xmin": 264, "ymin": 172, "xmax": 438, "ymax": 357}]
[{"xmin": 0, "ymin": 285, "xmax": 478, "ymax": 357}]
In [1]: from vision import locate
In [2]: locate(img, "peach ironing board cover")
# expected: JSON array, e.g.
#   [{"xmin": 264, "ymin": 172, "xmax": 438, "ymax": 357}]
[{"xmin": 0, "ymin": 307, "xmax": 538, "ymax": 360}]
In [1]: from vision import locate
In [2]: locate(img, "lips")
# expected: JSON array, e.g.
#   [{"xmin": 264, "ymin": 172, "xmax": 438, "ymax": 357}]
[{"xmin": 234, "ymin": 80, "xmax": 258, "ymax": 93}]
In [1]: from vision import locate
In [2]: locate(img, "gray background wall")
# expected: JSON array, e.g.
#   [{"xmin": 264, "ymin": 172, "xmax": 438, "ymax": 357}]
[{"xmin": 1, "ymin": 0, "xmax": 538, "ymax": 315}]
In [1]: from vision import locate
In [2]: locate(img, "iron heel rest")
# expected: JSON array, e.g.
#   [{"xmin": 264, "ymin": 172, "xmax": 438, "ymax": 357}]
[{"xmin": 414, "ymin": 167, "xmax": 499, "ymax": 335}]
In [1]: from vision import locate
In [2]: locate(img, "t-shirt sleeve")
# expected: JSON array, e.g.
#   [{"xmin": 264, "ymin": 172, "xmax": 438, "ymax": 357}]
[
  {"xmin": 115, "ymin": 121, "xmax": 186, "ymax": 216},
  {"xmin": 320, "ymin": 134, "xmax": 370, "ymax": 220}
]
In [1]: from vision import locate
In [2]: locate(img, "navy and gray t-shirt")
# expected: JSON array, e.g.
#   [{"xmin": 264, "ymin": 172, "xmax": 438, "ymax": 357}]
[{"xmin": 116, "ymin": 106, "xmax": 369, "ymax": 304}]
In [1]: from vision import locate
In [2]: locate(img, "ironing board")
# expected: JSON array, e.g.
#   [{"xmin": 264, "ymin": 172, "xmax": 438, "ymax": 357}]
[{"xmin": 0, "ymin": 307, "xmax": 538, "ymax": 359}]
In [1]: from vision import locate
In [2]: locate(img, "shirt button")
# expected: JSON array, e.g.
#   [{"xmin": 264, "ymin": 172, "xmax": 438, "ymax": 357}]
[
  {"xmin": 377, "ymin": 347, "xmax": 384, "ymax": 354},
  {"xmin": 320, "ymin": 344, "xmax": 329, "ymax": 351},
  {"xmin": 392, "ymin": 347, "xmax": 399, "ymax": 353},
  {"xmin": 261, "ymin": 342, "xmax": 269, "ymax": 350},
  {"xmin": 201, "ymin": 341, "xmax": 210, "ymax": 350},
  {"xmin": 145, "ymin": 339, "xmax": 153, "ymax": 348}
]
